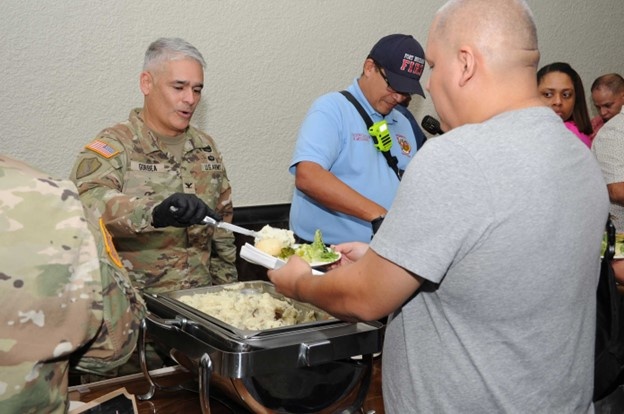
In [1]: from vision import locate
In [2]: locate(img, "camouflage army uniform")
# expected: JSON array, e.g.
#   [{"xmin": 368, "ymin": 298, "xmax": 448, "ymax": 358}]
[
  {"xmin": 0, "ymin": 154, "xmax": 145, "ymax": 414},
  {"xmin": 74, "ymin": 215, "xmax": 147, "ymax": 376},
  {"xmin": 70, "ymin": 108, "xmax": 238, "ymax": 294}
]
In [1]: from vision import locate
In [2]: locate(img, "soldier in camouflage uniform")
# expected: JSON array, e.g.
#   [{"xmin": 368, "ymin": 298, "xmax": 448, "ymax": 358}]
[
  {"xmin": 70, "ymin": 37, "xmax": 238, "ymax": 294},
  {"xmin": 0, "ymin": 154, "xmax": 145, "ymax": 413}
]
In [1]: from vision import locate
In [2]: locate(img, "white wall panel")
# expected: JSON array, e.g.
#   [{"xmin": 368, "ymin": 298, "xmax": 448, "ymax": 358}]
[{"xmin": 0, "ymin": 1, "xmax": 622, "ymax": 206}]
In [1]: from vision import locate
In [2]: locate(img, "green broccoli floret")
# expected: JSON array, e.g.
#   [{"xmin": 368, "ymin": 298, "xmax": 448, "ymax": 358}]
[
  {"xmin": 295, "ymin": 230, "xmax": 339, "ymax": 263},
  {"xmin": 278, "ymin": 246, "xmax": 296, "ymax": 259}
]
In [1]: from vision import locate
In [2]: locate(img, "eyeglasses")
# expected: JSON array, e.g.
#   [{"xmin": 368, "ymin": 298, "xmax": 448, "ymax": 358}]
[{"xmin": 373, "ymin": 61, "xmax": 411, "ymax": 100}]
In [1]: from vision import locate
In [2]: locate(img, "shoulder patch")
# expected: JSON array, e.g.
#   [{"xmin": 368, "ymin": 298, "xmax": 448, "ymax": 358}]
[
  {"xmin": 85, "ymin": 139, "xmax": 120, "ymax": 159},
  {"xmin": 75, "ymin": 157, "xmax": 102, "ymax": 180},
  {"xmin": 99, "ymin": 218, "xmax": 123, "ymax": 268}
]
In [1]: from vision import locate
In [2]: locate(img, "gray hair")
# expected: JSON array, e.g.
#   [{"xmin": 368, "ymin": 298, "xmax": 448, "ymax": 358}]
[{"xmin": 143, "ymin": 37, "xmax": 206, "ymax": 71}]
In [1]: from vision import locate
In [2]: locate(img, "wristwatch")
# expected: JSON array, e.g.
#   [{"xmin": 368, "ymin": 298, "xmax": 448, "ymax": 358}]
[{"xmin": 371, "ymin": 215, "xmax": 385, "ymax": 235}]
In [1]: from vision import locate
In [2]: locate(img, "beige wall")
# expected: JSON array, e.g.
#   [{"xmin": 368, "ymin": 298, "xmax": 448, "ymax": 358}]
[{"xmin": 0, "ymin": 1, "xmax": 622, "ymax": 206}]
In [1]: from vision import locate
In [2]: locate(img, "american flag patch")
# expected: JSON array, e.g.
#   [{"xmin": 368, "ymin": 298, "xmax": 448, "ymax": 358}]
[{"xmin": 85, "ymin": 140, "xmax": 119, "ymax": 158}]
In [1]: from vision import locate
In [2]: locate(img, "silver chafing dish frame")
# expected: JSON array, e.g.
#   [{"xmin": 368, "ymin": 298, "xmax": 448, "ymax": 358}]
[{"xmin": 137, "ymin": 281, "xmax": 385, "ymax": 413}]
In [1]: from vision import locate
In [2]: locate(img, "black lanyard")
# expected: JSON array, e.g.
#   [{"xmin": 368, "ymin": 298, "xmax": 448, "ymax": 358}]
[{"xmin": 340, "ymin": 91, "xmax": 403, "ymax": 181}]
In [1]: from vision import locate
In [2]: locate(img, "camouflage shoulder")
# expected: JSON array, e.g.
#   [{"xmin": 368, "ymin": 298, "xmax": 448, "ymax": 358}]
[
  {"xmin": 81, "ymin": 120, "xmax": 138, "ymax": 158},
  {"xmin": 84, "ymin": 138, "xmax": 122, "ymax": 159},
  {"xmin": 73, "ymin": 126, "xmax": 134, "ymax": 180},
  {"xmin": 0, "ymin": 154, "xmax": 48, "ymax": 178}
]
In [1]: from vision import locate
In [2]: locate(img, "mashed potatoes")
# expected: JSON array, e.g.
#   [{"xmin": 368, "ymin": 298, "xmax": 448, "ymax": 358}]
[
  {"xmin": 177, "ymin": 284, "xmax": 316, "ymax": 330},
  {"xmin": 255, "ymin": 238, "xmax": 283, "ymax": 256},
  {"xmin": 254, "ymin": 225, "xmax": 295, "ymax": 255}
]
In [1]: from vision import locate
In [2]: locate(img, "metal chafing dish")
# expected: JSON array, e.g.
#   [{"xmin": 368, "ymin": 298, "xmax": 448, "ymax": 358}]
[{"xmin": 138, "ymin": 281, "xmax": 384, "ymax": 413}]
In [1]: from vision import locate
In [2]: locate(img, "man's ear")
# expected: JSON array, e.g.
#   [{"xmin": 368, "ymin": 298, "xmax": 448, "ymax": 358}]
[
  {"xmin": 139, "ymin": 71, "xmax": 152, "ymax": 95},
  {"xmin": 457, "ymin": 47, "xmax": 476, "ymax": 87},
  {"xmin": 363, "ymin": 58, "xmax": 377, "ymax": 77}
]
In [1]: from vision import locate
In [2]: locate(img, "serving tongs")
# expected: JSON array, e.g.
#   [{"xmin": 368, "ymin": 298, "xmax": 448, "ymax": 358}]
[
  {"xmin": 169, "ymin": 206, "xmax": 258, "ymax": 237},
  {"xmin": 201, "ymin": 216, "xmax": 259, "ymax": 238}
]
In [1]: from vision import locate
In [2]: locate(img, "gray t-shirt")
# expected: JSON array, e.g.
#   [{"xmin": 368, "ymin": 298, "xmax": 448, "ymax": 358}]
[{"xmin": 372, "ymin": 107, "xmax": 609, "ymax": 413}]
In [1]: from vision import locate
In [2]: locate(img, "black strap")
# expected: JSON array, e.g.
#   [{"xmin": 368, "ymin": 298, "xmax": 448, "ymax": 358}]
[
  {"xmin": 594, "ymin": 218, "xmax": 624, "ymax": 400},
  {"xmin": 339, "ymin": 90, "xmax": 403, "ymax": 181}
]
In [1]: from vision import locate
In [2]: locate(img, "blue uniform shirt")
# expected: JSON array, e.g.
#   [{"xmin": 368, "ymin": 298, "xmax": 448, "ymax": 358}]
[
  {"xmin": 395, "ymin": 104, "xmax": 427, "ymax": 150},
  {"xmin": 289, "ymin": 78, "xmax": 418, "ymax": 244}
]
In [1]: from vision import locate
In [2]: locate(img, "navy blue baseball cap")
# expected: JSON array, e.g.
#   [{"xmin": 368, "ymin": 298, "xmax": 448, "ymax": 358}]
[{"xmin": 369, "ymin": 34, "xmax": 426, "ymax": 97}]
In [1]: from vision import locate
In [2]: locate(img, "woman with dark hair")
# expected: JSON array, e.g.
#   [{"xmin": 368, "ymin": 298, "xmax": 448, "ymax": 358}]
[{"xmin": 537, "ymin": 62, "xmax": 593, "ymax": 147}]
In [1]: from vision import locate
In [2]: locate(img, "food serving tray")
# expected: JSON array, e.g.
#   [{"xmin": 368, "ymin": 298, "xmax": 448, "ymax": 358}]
[
  {"xmin": 143, "ymin": 281, "xmax": 384, "ymax": 374},
  {"xmin": 151, "ymin": 281, "xmax": 339, "ymax": 340}
]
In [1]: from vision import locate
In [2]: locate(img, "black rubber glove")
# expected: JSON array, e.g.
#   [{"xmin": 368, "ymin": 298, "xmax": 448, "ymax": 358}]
[{"xmin": 152, "ymin": 193, "xmax": 222, "ymax": 228}]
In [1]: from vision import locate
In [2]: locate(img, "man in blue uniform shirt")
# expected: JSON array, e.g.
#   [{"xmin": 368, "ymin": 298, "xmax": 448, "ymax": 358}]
[{"xmin": 289, "ymin": 34, "xmax": 427, "ymax": 244}]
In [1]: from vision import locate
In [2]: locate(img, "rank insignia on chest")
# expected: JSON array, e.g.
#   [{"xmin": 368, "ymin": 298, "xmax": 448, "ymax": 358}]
[{"xmin": 85, "ymin": 140, "xmax": 120, "ymax": 159}]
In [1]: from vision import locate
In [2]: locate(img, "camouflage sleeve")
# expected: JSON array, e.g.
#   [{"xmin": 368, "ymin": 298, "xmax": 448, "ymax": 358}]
[
  {"xmin": 73, "ymin": 217, "xmax": 147, "ymax": 374},
  {"xmin": 210, "ymin": 183, "xmax": 239, "ymax": 284},
  {"xmin": 0, "ymin": 156, "xmax": 103, "ymax": 413},
  {"xmin": 70, "ymin": 135, "xmax": 159, "ymax": 236}
]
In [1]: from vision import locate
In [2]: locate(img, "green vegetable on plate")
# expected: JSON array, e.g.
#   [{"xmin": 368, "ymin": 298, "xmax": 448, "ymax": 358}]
[{"xmin": 278, "ymin": 230, "xmax": 339, "ymax": 264}]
